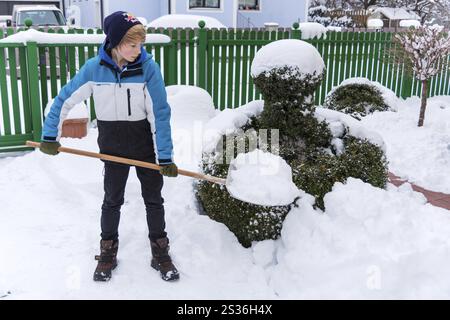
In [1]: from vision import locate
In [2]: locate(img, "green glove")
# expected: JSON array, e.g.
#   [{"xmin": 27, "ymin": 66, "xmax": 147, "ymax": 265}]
[
  {"xmin": 40, "ymin": 141, "xmax": 61, "ymax": 155},
  {"xmin": 160, "ymin": 163, "xmax": 178, "ymax": 177}
]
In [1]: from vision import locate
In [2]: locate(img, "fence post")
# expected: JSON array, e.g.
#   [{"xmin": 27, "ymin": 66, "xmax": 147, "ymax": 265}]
[
  {"xmin": 291, "ymin": 22, "xmax": 301, "ymax": 39},
  {"xmin": 401, "ymin": 71, "xmax": 413, "ymax": 99},
  {"xmin": 25, "ymin": 41, "xmax": 42, "ymax": 142},
  {"xmin": 167, "ymin": 29, "xmax": 177, "ymax": 86},
  {"xmin": 198, "ymin": 20, "xmax": 207, "ymax": 89}
]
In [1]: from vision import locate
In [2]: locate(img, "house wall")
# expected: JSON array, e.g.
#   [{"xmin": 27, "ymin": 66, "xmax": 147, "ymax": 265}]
[
  {"xmin": 172, "ymin": 0, "xmax": 235, "ymax": 27},
  {"xmin": 68, "ymin": 0, "xmax": 168, "ymax": 28},
  {"xmin": 69, "ymin": 0, "xmax": 308, "ymax": 29},
  {"xmin": 104, "ymin": 0, "xmax": 168, "ymax": 24},
  {"xmin": 67, "ymin": 0, "xmax": 99, "ymax": 27},
  {"xmin": 238, "ymin": 0, "xmax": 307, "ymax": 28}
]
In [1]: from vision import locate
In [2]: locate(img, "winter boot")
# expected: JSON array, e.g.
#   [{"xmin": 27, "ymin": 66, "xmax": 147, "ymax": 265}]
[
  {"xmin": 93, "ymin": 239, "xmax": 119, "ymax": 282},
  {"xmin": 150, "ymin": 237, "xmax": 179, "ymax": 281}
]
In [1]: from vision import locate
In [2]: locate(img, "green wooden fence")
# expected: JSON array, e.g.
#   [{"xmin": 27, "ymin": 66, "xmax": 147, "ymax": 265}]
[{"xmin": 1, "ymin": 25, "xmax": 450, "ymax": 152}]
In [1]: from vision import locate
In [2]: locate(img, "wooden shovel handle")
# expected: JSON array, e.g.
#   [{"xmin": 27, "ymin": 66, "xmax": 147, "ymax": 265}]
[{"xmin": 26, "ymin": 141, "xmax": 226, "ymax": 185}]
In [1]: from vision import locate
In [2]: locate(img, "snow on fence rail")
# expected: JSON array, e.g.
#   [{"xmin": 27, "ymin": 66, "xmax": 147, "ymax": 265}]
[{"xmin": 1, "ymin": 25, "xmax": 450, "ymax": 152}]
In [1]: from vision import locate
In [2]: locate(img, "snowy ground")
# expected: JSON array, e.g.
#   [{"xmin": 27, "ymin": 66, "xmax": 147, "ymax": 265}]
[
  {"xmin": 1, "ymin": 87, "xmax": 450, "ymax": 299},
  {"xmin": 361, "ymin": 96, "xmax": 450, "ymax": 194}
]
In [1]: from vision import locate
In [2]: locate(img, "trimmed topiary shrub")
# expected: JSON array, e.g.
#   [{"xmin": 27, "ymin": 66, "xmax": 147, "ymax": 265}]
[
  {"xmin": 197, "ymin": 39, "xmax": 389, "ymax": 247},
  {"xmin": 323, "ymin": 83, "xmax": 390, "ymax": 120},
  {"xmin": 252, "ymin": 66, "xmax": 324, "ymax": 107}
]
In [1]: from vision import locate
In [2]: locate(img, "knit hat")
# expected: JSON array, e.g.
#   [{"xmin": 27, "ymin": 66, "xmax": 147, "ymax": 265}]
[{"xmin": 104, "ymin": 11, "xmax": 142, "ymax": 49}]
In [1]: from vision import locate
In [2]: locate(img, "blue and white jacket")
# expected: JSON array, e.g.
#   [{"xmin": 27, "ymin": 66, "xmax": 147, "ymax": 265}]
[{"xmin": 42, "ymin": 44, "xmax": 174, "ymax": 164}]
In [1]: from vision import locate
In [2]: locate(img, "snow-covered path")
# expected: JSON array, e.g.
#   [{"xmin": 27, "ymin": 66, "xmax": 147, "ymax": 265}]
[{"xmin": 361, "ymin": 96, "xmax": 450, "ymax": 194}]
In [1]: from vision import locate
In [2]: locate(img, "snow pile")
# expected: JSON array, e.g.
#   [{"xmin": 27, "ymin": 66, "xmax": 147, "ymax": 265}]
[
  {"xmin": 226, "ymin": 149, "xmax": 300, "ymax": 206},
  {"xmin": 298, "ymin": 22, "xmax": 327, "ymax": 39},
  {"xmin": 332, "ymin": 77, "xmax": 400, "ymax": 111},
  {"xmin": 361, "ymin": 95, "xmax": 450, "ymax": 193},
  {"xmin": 271, "ymin": 178, "xmax": 450, "ymax": 299},
  {"xmin": 167, "ymin": 85, "xmax": 217, "ymax": 127},
  {"xmin": 326, "ymin": 26, "xmax": 342, "ymax": 32},
  {"xmin": 315, "ymin": 107, "xmax": 386, "ymax": 154},
  {"xmin": 367, "ymin": 19, "xmax": 384, "ymax": 28},
  {"xmin": 166, "ymin": 85, "xmax": 217, "ymax": 169},
  {"xmin": 147, "ymin": 14, "xmax": 226, "ymax": 29},
  {"xmin": 0, "ymin": 28, "xmax": 170, "ymax": 44},
  {"xmin": 203, "ymin": 100, "xmax": 264, "ymax": 153},
  {"xmin": 251, "ymin": 39, "xmax": 325, "ymax": 79}
]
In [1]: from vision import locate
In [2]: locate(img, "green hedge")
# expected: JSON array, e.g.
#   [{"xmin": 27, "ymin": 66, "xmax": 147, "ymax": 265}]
[{"xmin": 323, "ymin": 83, "xmax": 390, "ymax": 120}]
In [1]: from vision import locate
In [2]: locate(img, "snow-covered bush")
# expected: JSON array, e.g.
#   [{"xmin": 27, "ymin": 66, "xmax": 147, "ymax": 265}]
[
  {"xmin": 198, "ymin": 39, "xmax": 388, "ymax": 247},
  {"xmin": 308, "ymin": 5, "xmax": 331, "ymax": 26},
  {"xmin": 308, "ymin": 5, "xmax": 355, "ymax": 28},
  {"xmin": 251, "ymin": 40, "xmax": 330, "ymax": 163},
  {"xmin": 324, "ymin": 78, "xmax": 398, "ymax": 120},
  {"xmin": 324, "ymin": 84, "xmax": 387, "ymax": 120}
]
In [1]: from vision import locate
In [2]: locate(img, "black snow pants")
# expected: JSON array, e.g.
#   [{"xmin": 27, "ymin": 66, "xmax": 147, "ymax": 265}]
[{"xmin": 97, "ymin": 119, "xmax": 167, "ymax": 242}]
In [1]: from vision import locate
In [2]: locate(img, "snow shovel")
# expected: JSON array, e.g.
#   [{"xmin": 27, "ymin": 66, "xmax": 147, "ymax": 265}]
[
  {"xmin": 26, "ymin": 141, "xmax": 299, "ymax": 206},
  {"xmin": 26, "ymin": 140, "xmax": 226, "ymax": 185}
]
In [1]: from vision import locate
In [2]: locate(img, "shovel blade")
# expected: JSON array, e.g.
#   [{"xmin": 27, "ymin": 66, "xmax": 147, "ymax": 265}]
[{"xmin": 225, "ymin": 157, "xmax": 300, "ymax": 207}]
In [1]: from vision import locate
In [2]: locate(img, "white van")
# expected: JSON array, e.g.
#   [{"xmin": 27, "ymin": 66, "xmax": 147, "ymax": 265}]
[{"xmin": 6, "ymin": 5, "xmax": 67, "ymax": 27}]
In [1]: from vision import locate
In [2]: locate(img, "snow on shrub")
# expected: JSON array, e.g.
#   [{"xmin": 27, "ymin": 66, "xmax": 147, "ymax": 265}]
[
  {"xmin": 198, "ymin": 39, "xmax": 388, "ymax": 247},
  {"xmin": 250, "ymin": 39, "xmax": 325, "ymax": 105},
  {"xmin": 196, "ymin": 113, "xmax": 293, "ymax": 248},
  {"xmin": 323, "ymin": 77, "xmax": 398, "ymax": 120}
]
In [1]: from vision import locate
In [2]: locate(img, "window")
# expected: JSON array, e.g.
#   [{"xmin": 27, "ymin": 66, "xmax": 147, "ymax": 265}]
[
  {"xmin": 239, "ymin": 0, "xmax": 260, "ymax": 11},
  {"xmin": 189, "ymin": 0, "xmax": 220, "ymax": 9},
  {"xmin": 17, "ymin": 10, "xmax": 66, "ymax": 26}
]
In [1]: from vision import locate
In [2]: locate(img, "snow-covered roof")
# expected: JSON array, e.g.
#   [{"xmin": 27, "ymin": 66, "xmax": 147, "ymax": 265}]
[
  {"xmin": 14, "ymin": 5, "xmax": 60, "ymax": 12},
  {"xmin": 372, "ymin": 7, "xmax": 419, "ymax": 20},
  {"xmin": 0, "ymin": 29, "xmax": 171, "ymax": 44},
  {"xmin": 147, "ymin": 14, "xmax": 226, "ymax": 29}
]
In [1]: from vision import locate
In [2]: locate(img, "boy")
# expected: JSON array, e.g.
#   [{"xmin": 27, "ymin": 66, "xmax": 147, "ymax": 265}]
[{"xmin": 40, "ymin": 11, "xmax": 180, "ymax": 282}]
